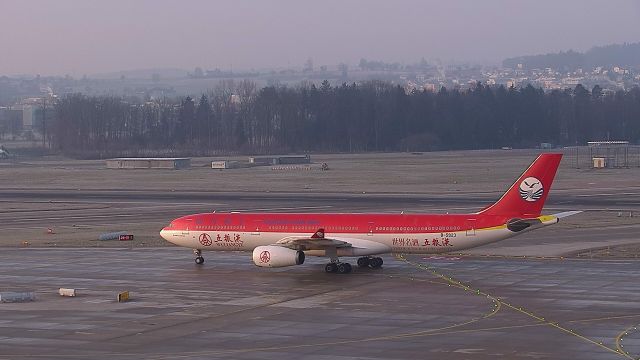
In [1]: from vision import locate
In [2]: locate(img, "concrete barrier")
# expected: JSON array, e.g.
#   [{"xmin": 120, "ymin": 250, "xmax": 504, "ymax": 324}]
[
  {"xmin": 271, "ymin": 166, "xmax": 323, "ymax": 171},
  {"xmin": 0, "ymin": 292, "xmax": 36, "ymax": 303},
  {"xmin": 117, "ymin": 291, "xmax": 130, "ymax": 302},
  {"xmin": 59, "ymin": 288, "xmax": 76, "ymax": 297},
  {"xmin": 98, "ymin": 231, "xmax": 128, "ymax": 241}
]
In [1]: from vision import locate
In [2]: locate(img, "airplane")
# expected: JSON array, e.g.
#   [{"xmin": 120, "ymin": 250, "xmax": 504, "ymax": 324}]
[{"xmin": 160, "ymin": 153, "xmax": 580, "ymax": 274}]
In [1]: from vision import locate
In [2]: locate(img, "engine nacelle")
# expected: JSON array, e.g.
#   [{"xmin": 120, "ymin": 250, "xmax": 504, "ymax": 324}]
[{"xmin": 253, "ymin": 246, "xmax": 305, "ymax": 268}]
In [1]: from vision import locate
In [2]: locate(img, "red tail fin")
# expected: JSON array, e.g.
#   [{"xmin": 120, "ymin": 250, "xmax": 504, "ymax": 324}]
[
  {"xmin": 311, "ymin": 228, "xmax": 325, "ymax": 239},
  {"xmin": 478, "ymin": 154, "xmax": 562, "ymax": 217}
]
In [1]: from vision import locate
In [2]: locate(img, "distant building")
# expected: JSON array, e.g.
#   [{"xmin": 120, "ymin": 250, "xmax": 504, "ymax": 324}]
[
  {"xmin": 563, "ymin": 77, "xmax": 583, "ymax": 86},
  {"xmin": 22, "ymin": 105, "xmax": 36, "ymax": 130},
  {"xmin": 587, "ymin": 141, "xmax": 634, "ymax": 168},
  {"xmin": 0, "ymin": 107, "xmax": 24, "ymax": 135},
  {"xmin": 423, "ymin": 83, "xmax": 436, "ymax": 92},
  {"xmin": 404, "ymin": 81, "xmax": 418, "ymax": 94},
  {"xmin": 106, "ymin": 158, "xmax": 191, "ymax": 170},
  {"xmin": 230, "ymin": 94, "xmax": 241, "ymax": 105},
  {"xmin": 249, "ymin": 155, "xmax": 310, "ymax": 166},
  {"xmin": 0, "ymin": 97, "xmax": 55, "ymax": 135}
]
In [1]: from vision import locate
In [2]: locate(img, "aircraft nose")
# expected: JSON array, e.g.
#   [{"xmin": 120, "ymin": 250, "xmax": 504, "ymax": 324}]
[{"xmin": 160, "ymin": 227, "xmax": 169, "ymax": 241}]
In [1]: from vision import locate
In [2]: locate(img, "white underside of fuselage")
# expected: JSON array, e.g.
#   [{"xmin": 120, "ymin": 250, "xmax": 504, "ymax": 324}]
[{"xmin": 160, "ymin": 226, "xmax": 532, "ymax": 257}]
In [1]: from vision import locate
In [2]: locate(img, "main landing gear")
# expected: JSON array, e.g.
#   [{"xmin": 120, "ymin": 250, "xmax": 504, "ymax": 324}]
[
  {"xmin": 357, "ymin": 256, "xmax": 383, "ymax": 269},
  {"xmin": 324, "ymin": 247, "xmax": 352, "ymax": 274},
  {"xmin": 193, "ymin": 249, "xmax": 204, "ymax": 265},
  {"xmin": 324, "ymin": 257, "xmax": 383, "ymax": 274},
  {"xmin": 324, "ymin": 262, "xmax": 352, "ymax": 274}
]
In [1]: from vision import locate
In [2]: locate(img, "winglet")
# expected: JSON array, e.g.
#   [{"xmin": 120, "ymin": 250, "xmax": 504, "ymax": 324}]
[{"xmin": 311, "ymin": 228, "xmax": 325, "ymax": 239}]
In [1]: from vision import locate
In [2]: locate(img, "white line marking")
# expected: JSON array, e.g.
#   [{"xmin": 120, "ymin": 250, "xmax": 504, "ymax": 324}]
[
  {"xmin": 576, "ymin": 192, "xmax": 640, "ymax": 197},
  {"xmin": 229, "ymin": 206, "xmax": 333, "ymax": 212}
]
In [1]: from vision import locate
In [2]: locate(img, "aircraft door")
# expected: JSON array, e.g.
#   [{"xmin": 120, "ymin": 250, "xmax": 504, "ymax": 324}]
[
  {"xmin": 368, "ymin": 222, "xmax": 375, "ymax": 236},
  {"xmin": 465, "ymin": 219, "xmax": 476, "ymax": 236},
  {"xmin": 181, "ymin": 218, "xmax": 192, "ymax": 236},
  {"xmin": 251, "ymin": 220, "xmax": 262, "ymax": 236}
]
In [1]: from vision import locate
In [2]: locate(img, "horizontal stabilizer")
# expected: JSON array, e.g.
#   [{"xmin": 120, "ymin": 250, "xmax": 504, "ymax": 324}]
[{"xmin": 506, "ymin": 212, "xmax": 573, "ymax": 232}]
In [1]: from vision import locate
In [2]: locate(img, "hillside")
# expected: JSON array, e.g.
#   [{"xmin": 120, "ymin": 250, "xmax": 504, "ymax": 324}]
[{"xmin": 503, "ymin": 42, "xmax": 640, "ymax": 70}]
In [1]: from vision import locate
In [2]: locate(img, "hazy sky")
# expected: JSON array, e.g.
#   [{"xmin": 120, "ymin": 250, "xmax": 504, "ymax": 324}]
[{"xmin": 1, "ymin": 0, "xmax": 639, "ymax": 76}]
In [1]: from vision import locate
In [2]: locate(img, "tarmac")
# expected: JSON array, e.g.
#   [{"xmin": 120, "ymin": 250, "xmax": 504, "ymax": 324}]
[
  {"xmin": 1, "ymin": 150, "xmax": 640, "ymax": 359},
  {"xmin": 1, "ymin": 249, "xmax": 639, "ymax": 359}
]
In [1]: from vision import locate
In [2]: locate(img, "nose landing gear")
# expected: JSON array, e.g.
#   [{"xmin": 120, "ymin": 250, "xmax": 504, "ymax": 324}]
[{"xmin": 193, "ymin": 249, "xmax": 204, "ymax": 265}]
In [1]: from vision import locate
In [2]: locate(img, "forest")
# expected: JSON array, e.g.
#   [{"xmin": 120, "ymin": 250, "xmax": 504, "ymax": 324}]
[{"xmin": 50, "ymin": 80, "xmax": 640, "ymax": 158}]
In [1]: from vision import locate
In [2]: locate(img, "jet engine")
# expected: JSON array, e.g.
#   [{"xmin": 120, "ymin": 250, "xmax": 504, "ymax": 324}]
[{"xmin": 252, "ymin": 245, "xmax": 305, "ymax": 268}]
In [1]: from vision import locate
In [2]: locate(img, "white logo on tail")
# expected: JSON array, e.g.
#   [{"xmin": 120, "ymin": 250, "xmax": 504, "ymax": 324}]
[{"xmin": 519, "ymin": 177, "xmax": 543, "ymax": 202}]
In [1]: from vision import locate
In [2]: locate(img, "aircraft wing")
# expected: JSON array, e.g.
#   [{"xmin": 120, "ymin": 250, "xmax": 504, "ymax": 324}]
[
  {"xmin": 275, "ymin": 228, "xmax": 391, "ymax": 256},
  {"xmin": 275, "ymin": 228, "xmax": 352, "ymax": 251}
]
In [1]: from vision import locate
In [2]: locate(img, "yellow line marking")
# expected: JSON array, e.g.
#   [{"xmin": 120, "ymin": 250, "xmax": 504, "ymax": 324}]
[
  {"xmin": 3, "ymin": 264, "xmax": 502, "ymax": 358},
  {"xmin": 615, "ymin": 324, "xmax": 637, "ymax": 358},
  {"xmin": 6, "ymin": 257, "xmax": 639, "ymax": 359},
  {"xmin": 400, "ymin": 254, "xmax": 634, "ymax": 359}
]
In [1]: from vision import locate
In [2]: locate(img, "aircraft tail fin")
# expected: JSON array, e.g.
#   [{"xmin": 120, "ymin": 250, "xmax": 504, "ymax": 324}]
[{"xmin": 478, "ymin": 153, "xmax": 562, "ymax": 217}]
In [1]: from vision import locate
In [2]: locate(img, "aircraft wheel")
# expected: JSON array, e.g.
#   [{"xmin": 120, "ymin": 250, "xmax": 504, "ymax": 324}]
[
  {"xmin": 337, "ymin": 262, "xmax": 352, "ymax": 274},
  {"xmin": 195, "ymin": 256, "xmax": 205, "ymax": 265},
  {"xmin": 369, "ymin": 257, "xmax": 383, "ymax": 269},
  {"xmin": 325, "ymin": 263, "xmax": 338, "ymax": 273},
  {"xmin": 357, "ymin": 257, "xmax": 370, "ymax": 268}
]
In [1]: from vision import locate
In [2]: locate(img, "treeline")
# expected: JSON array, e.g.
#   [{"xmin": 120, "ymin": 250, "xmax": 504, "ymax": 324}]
[
  {"xmin": 51, "ymin": 80, "xmax": 640, "ymax": 158},
  {"xmin": 503, "ymin": 43, "xmax": 640, "ymax": 71}
]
